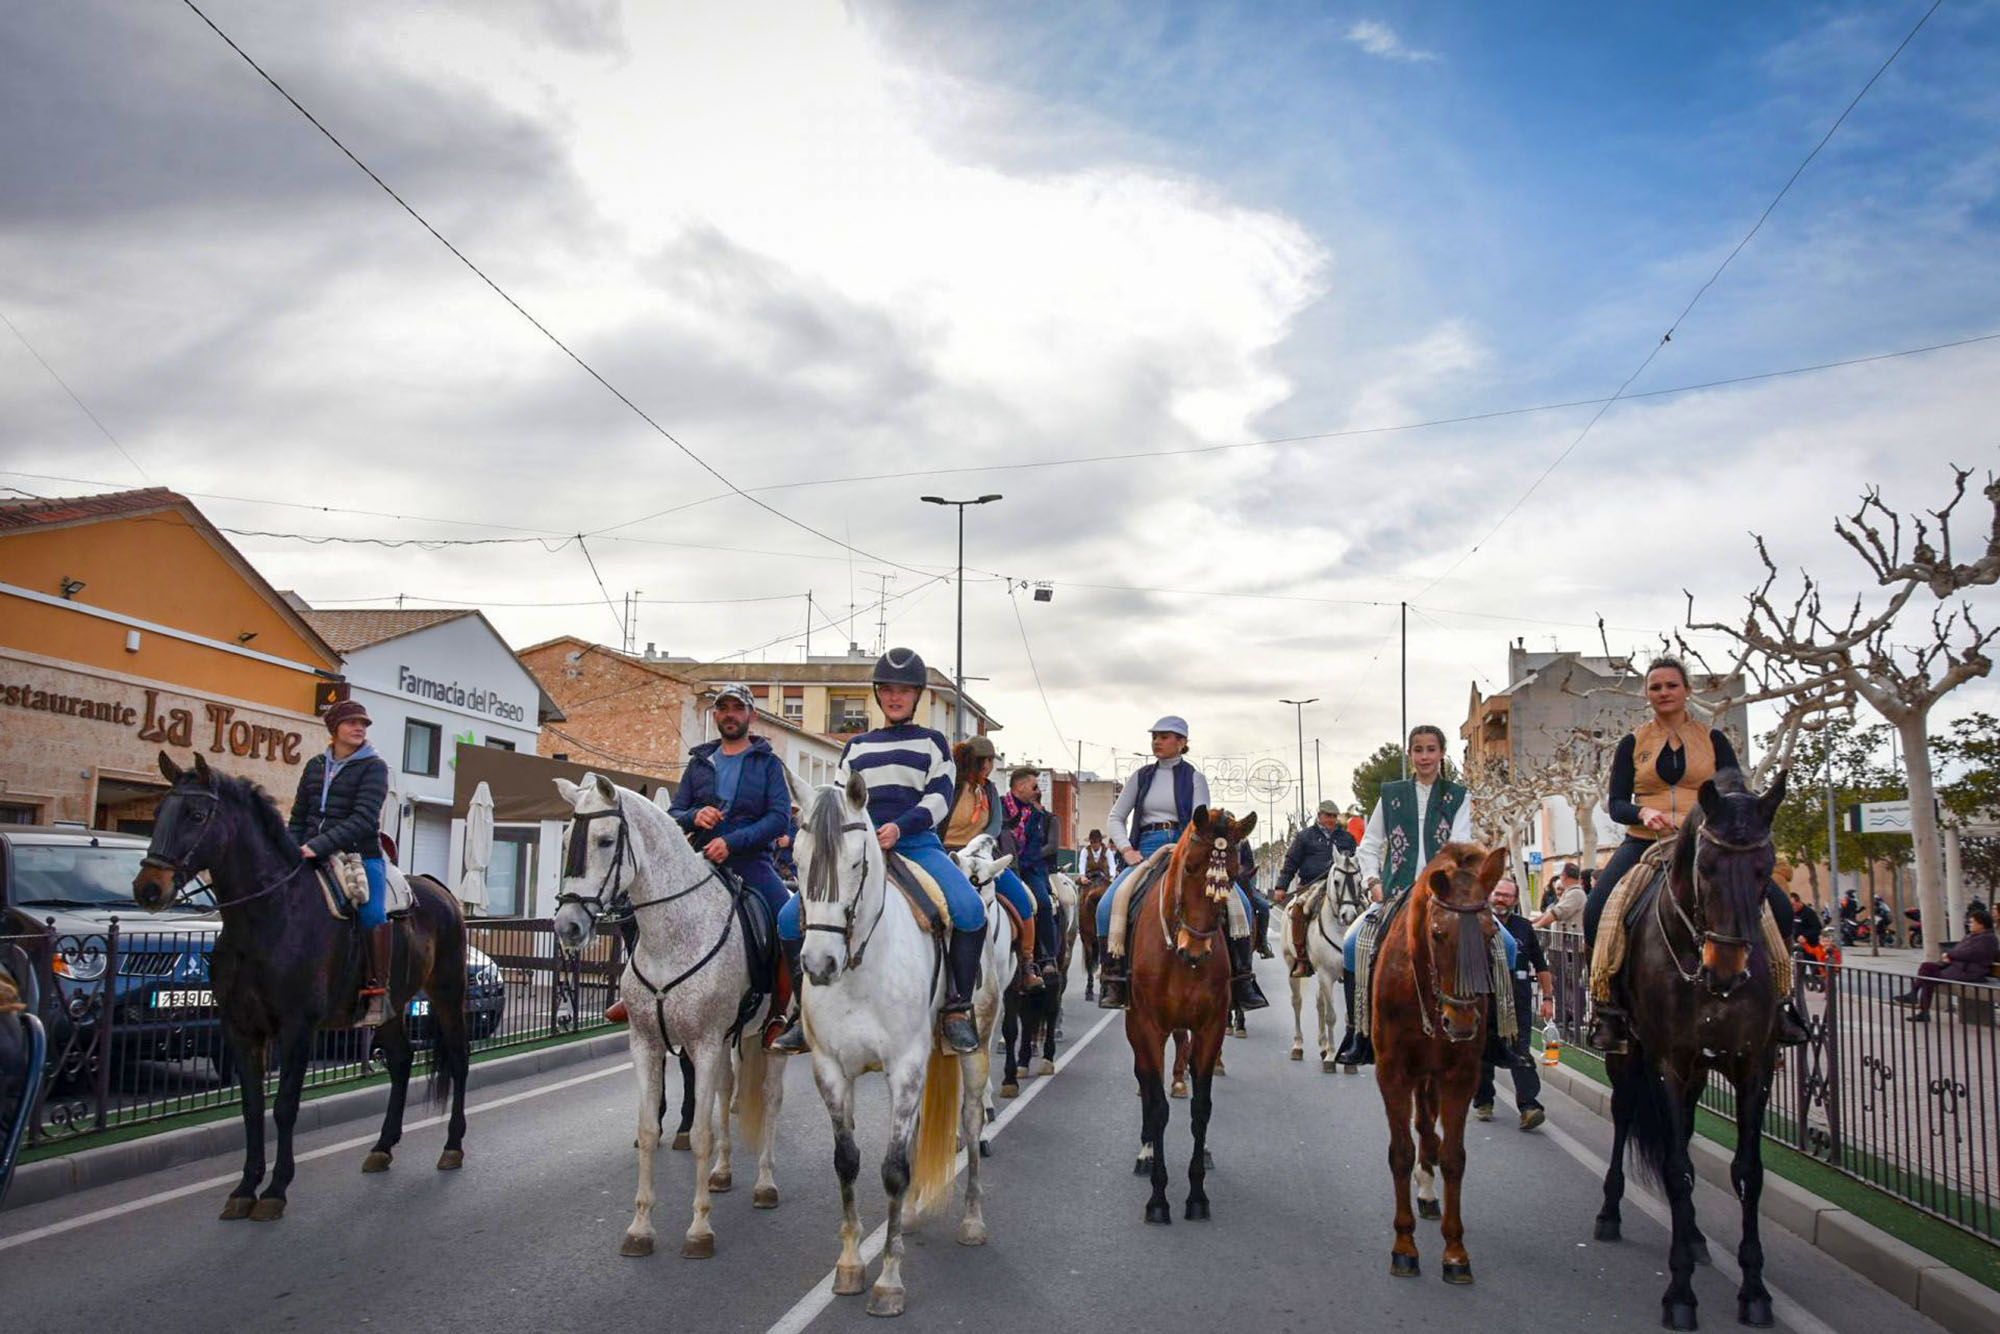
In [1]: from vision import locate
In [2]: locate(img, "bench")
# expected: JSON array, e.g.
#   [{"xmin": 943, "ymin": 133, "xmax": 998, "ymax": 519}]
[{"xmin": 1956, "ymin": 962, "xmax": 2000, "ymax": 1028}]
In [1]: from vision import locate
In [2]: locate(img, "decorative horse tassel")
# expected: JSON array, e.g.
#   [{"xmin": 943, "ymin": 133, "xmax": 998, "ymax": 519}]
[{"xmin": 1455, "ymin": 914, "xmax": 1492, "ymax": 998}]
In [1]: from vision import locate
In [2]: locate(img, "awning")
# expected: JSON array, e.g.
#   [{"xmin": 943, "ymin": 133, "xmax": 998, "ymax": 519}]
[{"xmin": 449, "ymin": 744, "xmax": 670, "ymax": 822}]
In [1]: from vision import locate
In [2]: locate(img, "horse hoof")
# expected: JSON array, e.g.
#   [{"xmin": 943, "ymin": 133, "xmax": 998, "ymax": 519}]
[
  {"xmin": 1290, "ymin": 1046, "xmax": 1303, "ymax": 1061},
  {"xmin": 1215, "ymin": 1061, "xmax": 1226, "ymax": 1076},
  {"xmin": 1594, "ymin": 1217, "xmax": 1621, "ymax": 1242},
  {"xmin": 834, "ymin": 1264, "xmax": 868, "ymax": 1296},
  {"xmin": 1390, "ymin": 1253, "xmax": 1420, "ymax": 1278},
  {"xmin": 1170, "ymin": 1081, "xmax": 1188, "ymax": 1099},
  {"xmin": 1689, "ymin": 1238, "xmax": 1711, "ymax": 1266},
  {"xmin": 1000, "ymin": 1083, "xmax": 1019, "ymax": 1099},
  {"xmin": 753, "ymin": 1184, "xmax": 780, "ymax": 1209},
  {"xmin": 1417, "ymin": 1199, "xmax": 1441, "ymax": 1221},
  {"xmin": 1738, "ymin": 1297, "xmax": 1773, "ymax": 1327},
  {"xmin": 867, "ymin": 1285, "xmax": 906, "ymax": 1318},
  {"xmin": 707, "ymin": 1170, "xmax": 733, "ymax": 1193},
  {"xmin": 1185, "ymin": 1199, "xmax": 1210, "ymax": 1221},
  {"xmin": 620, "ymin": 1234, "xmax": 655, "ymax": 1257},
  {"xmin": 1144, "ymin": 1201, "xmax": 1173, "ymax": 1226},
  {"xmin": 979, "ymin": 1139, "xmax": 992, "ymax": 1158},
  {"xmin": 958, "ymin": 1218, "xmax": 988, "ymax": 1246},
  {"xmin": 1664, "ymin": 1301, "xmax": 1699, "ymax": 1331},
  {"xmin": 249, "ymin": 1197, "xmax": 286, "ymax": 1222},
  {"xmin": 1321, "ymin": 1059, "xmax": 1338, "ymax": 1074},
  {"xmin": 671, "ymin": 1131, "xmax": 691, "ymax": 1151},
  {"xmin": 1442, "ymin": 1261, "xmax": 1473, "ymax": 1285},
  {"xmin": 436, "ymin": 1149, "xmax": 463, "ymax": 1171},
  {"xmin": 218, "ymin": 1197, "xmax": 255, "ymax": 1221},
  {"xmin": 1036, "ymin": 1059, "xmax": 1055, "ymax": 1076},
  {"xmin": 361, "ymin": 1151, "xmax": 392, "ymax": 1173},
  {"xmin": 681, "ymin": 1234, "xmax": 715, "ymax": 1259},
  {"xmin": 1341, "ymin": 1064, "xmax": 1358, "ymax": 1075}
]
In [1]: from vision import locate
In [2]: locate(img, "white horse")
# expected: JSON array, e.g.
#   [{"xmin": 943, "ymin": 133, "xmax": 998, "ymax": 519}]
[
  {"xmin": 796, "ymin": 776, "xmax": 980, "ymax": 1318},
  {"xmin": 951, "ymin": 835, "xmax": 1020, "ymax": 1129},
  {"xmin": 1280, "ymin": 850, "xmax": 1366, "ymax": 1071},
  {"xmin": 552, "ymin": 774, "xmax": 785, "ymax": 1261}
]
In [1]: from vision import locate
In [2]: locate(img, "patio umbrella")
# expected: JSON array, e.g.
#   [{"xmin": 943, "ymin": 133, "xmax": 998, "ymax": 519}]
[{"xmin": 459, "ymin": 781, "xmax": 493, "ymax": 914}]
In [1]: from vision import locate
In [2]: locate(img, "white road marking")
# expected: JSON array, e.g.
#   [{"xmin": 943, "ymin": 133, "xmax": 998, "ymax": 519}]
[
  {"xmin": 0, "ymin": 1061, "xmax": 633, "ymax": 1253},
  {"xmin": 1496, "ymin": 1086, "xmax": 1838, "ymax": 1334},
  {"xmin": 765, "ymin": 1008, "xmax": 1122, "ymax": 1334}
]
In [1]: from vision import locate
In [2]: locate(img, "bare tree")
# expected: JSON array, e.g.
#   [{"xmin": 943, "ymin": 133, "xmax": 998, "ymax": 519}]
[{"xmin": 1691, "ymin": 467, "xmax": 2000, "ymax": 961}]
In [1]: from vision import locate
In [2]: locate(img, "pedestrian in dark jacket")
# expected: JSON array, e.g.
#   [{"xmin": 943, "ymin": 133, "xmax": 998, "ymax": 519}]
[
  {"xmin": 1275, "ymin": 801, "xmax": 1359, "ymax": 899},
  {"xmin": 1476, "ymin": 879, "xmax": 1553, "ymax": 1130},
  {"xmin": 1898, "ymin": 907, "xmax": 1998, "ymax": 1019},
  {"xmin": 1002, "ymin": 768, "xmax": 1058, "ymax": 977},
  {"xmin": 287, "ymin": 700, "xmax": 393, "ymax": 1024}
]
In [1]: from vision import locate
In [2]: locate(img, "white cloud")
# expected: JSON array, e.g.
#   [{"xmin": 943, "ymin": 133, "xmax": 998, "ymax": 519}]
[{"xmin": 1345, "ymin": 19, "xmax": 1439, "ymax": 64}]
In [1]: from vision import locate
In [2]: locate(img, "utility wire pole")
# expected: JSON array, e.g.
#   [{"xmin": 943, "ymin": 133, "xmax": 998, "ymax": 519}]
[
  {"xmin": 920, "ymin": 494, "xmax": 1002, "ymax": 742},
  {"xmin": 1400, "ymin": 600, "xmax": 1409, "ymax": 779},
  {"xmin": 1280, "ymin": 697, "xmax": 1317, "ymax": 827}
]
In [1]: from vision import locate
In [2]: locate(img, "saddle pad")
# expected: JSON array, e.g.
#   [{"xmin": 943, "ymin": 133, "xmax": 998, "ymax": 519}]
[
  {"xmin": 884, "ymin": 852, "xmax": 950, "ymax": 936},
  {"xmin": 1591, "ymin": 846, "xmax": 1792, "ymax": 1002},
  {"xmin": 311, "ymin": 861, "xmax": 417, "ymax": 921}
]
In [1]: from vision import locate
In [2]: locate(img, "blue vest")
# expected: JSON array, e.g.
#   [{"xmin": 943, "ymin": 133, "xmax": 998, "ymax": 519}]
[{"xmin": 1127, "ymin": 761, "xmax": 1196, "ymax": 843}]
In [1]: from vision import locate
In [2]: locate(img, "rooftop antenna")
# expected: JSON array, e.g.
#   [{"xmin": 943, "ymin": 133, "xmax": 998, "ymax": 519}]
[{"xmin": 870, "ymin": 571, "xmax": 895, "ymax": 655}]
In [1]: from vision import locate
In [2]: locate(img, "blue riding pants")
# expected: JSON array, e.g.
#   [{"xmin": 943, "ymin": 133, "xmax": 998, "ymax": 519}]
[
  {"xmin": 1096, "ymin": 828, "xmax": 1177, "ymax": 938},
  {"xmin": 1018, "ymin": 865, "xmax": 1055, "ymax": 956},
  {"xmin": 777, "ymin": 830, "xmax": 984, "ymax": 938},
  {"xmin": 994, "ymin": 868, "xmax": 1036, "ymax": 926},
  {"xmin": 359, "ymin": 857, "xmax": 387, "ymax": 929},
  {"xmin": 730, "ymin": 854, "xmax": 793, "ymax": 926}
]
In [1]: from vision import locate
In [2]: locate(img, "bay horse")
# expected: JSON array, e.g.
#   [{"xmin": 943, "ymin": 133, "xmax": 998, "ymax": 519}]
[
  {"xmin": 795, "ymin": 775, "xmax": 979, "ymax": 1317},
  {"xmin": 1077, "ymin": 868, "xmax": 1111, "ymax": 1002},
  {"xmin": 1372, "ymin": 842, "xmax": 1507, "ymax": 1282},
  {"xmin": 1124, "ymin": 806, "xmax": 1255, "ymax": 1225},
  {"xmin": 132, "ymin": 752, "xmax": 470, "ymax": 1221},
  {"xmin": 551, "ymin": 774, "xmax": 785, "ymax": 1260},
  {"xmin": 1595, "ymin": 770, "xmax": 1788, "ymax": 1331}
]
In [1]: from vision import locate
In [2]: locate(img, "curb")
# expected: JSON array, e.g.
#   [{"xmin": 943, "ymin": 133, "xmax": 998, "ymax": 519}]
[
  {"xmin": 1539, "ymin": 1059, "xmax": 2000, "ymax": 1334},
  {"xmin": 3, "ymin": 1032, "xmax": 630, "ymax": 1214}
]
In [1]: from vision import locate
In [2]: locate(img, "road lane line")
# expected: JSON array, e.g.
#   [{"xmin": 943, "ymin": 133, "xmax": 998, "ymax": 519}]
[
  {"xmin": 1496, "ymin": 1087, "xmax": 1837, "ymax": 1334},
  {"xmin": 0, "ymin": 1060, "xmax": 633, "ymax": 1252},
  {"xmin": 765, "ymin": 1007, "xmax": 1122, "ymax": 1334}
]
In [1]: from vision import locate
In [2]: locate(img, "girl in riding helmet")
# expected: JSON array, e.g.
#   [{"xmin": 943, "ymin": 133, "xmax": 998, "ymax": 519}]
[
  {"xmin": 776, "ymin": 648, "xmax": 988, "ymax": 1054},
  {"xmin": 287, "ymin": 700, "xmax": 393, "ymax": 1025},
  {"xmin": 942, "ymin": 737, "xmax": 1045, "ymax": 992}
]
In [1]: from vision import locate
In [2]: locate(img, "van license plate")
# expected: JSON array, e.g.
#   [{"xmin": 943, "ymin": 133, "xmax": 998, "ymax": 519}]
[{"xmin": 152, "ymin": 989, "xmax": 214, "ymax": 1008}]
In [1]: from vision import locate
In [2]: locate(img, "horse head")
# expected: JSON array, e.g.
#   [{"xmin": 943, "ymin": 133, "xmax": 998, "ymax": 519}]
[
  {"xmin": 1327, "ymin": 849, "xmax": 1366, "ymax": 931},
  {"xmin": 1687, "ymin": 768, "xmax": 1786, "ymax": 998},
  {"xmin": 951, "ymin": 835, "xmax": 1015, "ymax": 905},
  {"xmin": 551, "ymin": 773, "xmax": 632, "ymax": 951},
  {"xmin": 134, "ymin": 751, "xmax": 228, "ymax": 911},
  {"xmin": 1417, "ymin": 844, "xmax": 1507, "ymax": 1043},
  {"xmin": 795, "ymin": 773, "xmax": 883, "ymax": 987},
  {"xmin": 1168, "ymin": 806, "xmax": 1255, "ymax": 967}
]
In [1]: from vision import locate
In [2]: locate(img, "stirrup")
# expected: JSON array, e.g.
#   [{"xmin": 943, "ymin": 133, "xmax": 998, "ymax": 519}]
[
  {"xmin": 1587, "ymin": 1006, "xmax": 1630, "ymax": 1055},
  {"xmin": 941, "ymin": 1008, "xmax": 979, "ymax": 1054},
  {"xmin": 359, "ymin": 988, "xmax": 389, "ymax": 1028},
  {"xmin": 1022, "ymin": 959, "xmax": 1046, "ymax": 992},
  {"xmin": 1776, "ymin": 999, "xmax": 1810, "ymax": 1048},
  {"xmin": 765, "ymin": 1018, "xmax": 808, "ymax": 1055}
]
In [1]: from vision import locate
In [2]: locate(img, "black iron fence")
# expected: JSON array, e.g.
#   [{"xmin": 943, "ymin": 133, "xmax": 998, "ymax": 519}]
[
  {"xmin": 0, "ymin": 917, "xmax": 623, "ymax": 1157},
  {"xmin": 1539, "ymin": 927, "xmax": 2000, "ymax": 1244}
]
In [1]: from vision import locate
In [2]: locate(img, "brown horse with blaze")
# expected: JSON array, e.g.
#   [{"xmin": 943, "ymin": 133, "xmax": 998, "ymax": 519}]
[
  {"xmin": 1123, "ymin": 805, "xmax": 1255, "ymax": 1225},
  {"xmin": 1371, "ymin": 842, "xmax": 1508, "ymax": 1283}
]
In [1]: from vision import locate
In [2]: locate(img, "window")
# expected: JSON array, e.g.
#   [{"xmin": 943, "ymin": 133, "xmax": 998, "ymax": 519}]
[
  {"xmin": 0, "ymin": 802, "xmax": 39, "ymax": 825},
  {"xmin": 830, "ymin": 697, "xmax": 869, "ymax": 734},
  {"xmin": 483, "ymin": 827, "xmax": 538, "ymax": 918},
  {"xmin": 403, "ymin": 719, "xmax": 441, "ymax": 776},
  {"xmin": 783, "ymin": 697, "xmax": 805, "ymax": 724},
  {"xmin": 484, "ymin": 737, "xmax": 515, "ymax": 752}
]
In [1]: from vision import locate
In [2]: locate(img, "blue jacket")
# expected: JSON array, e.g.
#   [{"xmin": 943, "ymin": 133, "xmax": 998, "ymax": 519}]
[
  {"xmin": 669, "ymin": 737, "xmax": 791, "ymax": 859},
  {"xmin": 1001, "ymin": 792, "xmax": 1050, "ymax": 872}
]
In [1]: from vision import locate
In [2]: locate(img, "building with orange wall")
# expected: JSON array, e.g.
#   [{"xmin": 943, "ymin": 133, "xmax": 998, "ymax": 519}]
[{"xmin": 0, "ymin": 489, "xmax": 341, "ymax": 829}]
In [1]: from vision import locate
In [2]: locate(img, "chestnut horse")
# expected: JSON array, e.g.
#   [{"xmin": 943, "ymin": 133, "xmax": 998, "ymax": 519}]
[
  {"xmin": 1077, "ymin": 871, "xmax": 1111, "ymax": 1002},
  {"xmin": 1123, "ymin": 806, "xmax": 1255, "ymax": 1225},
  {"xmin": 1372, "ymin": 843, "xmax": 1507, "ymax": 1283}
]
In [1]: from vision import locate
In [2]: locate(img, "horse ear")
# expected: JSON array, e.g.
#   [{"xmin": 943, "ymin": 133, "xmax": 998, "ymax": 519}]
[
  {"xmin": 553, "ymin": 777, "xmax": 584, "ymax": 807},
  {"xmin": 1477, "ymin": 846, "xmax": 1509, "ymax": 891},
  {"xmin": 1697, "ymin": 778, "xmax": 1723, "ymax": 823},
  {"xmin": 844, "ymin": 769, "xmax": 868, "ymax": 812},
  {"xmin": 1236, "ymin": 810, "xmax": 1257, "ymax": 838},
  {"xmin": 1191, "ymin": 804, "xmax": 1209, "ymax": 833},
  {"xmin": 158, "ymin": 750, "xmax": 183, "ymax": 784},
  {"xmin": 588, "ymin": 772, "xmax": 617, "ymax": 803},
  {"xmin": 1760, "ymin": 768, "xmax": 1789, "ymax": 824},
  {"xmin": 992, "ymin": 853, "xmax": 1015, "ymax": 875},
  {"xmin": 192, "ymin": 752, "xmax": 214, "ymax": 786}
]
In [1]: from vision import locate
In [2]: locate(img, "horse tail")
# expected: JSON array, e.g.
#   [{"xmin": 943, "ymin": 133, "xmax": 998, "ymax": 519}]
[
  {"xmin": 735, "ymin": 1036, "xmax": 769, "ymax": 1149},
  {"xmin": 906, "ymin": 1043, "xmax": 962, "ymax": 1219},
  {"xmin": 1616, "ymin": 1044, "xmax": 1675, "ymax": 1189},
  {"xmin": 423, "ymin": 881, "xmax": 470, "ymax": 1112}
]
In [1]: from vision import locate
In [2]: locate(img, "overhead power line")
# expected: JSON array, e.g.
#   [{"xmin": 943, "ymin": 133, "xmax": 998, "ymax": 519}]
[
  {"xmin": 0, "ymin": 307, "xmax": 152, "ymax": 484},
  {"xmin": 177, "ymin": 0, "xmax": 934, "ymax": 580}
]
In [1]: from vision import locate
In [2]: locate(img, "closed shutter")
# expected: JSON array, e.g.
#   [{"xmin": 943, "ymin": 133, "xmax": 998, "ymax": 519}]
[{"xmin": 411, "ymin": 809, "xmax": 452, "ymax": 881}]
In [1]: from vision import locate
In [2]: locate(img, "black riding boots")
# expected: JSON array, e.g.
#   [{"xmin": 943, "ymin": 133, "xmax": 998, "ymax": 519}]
[
  {"xmin": 1097, "ymin": 952, "xmax": 1129, "ymax": 1010},
  {"xmin": 1229, "ymin": 936, "xmax": 1270, "ymax": 1011},
  {"xmin": 941, "ymin": 926, "xmax": 986, "ymax": 1054},
  {"xmin": 766, "ymin": 938, "xmax": 809, "ymax": 1055},
  {"xmin": 358, "ymin": 923, "xmax": 393, "ymax": 1027}
]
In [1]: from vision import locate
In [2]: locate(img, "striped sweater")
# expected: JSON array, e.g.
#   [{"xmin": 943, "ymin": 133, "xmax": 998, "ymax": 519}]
[{"xmin": 839, "ymin": 723, "xmax": 956, "ymax": 838}]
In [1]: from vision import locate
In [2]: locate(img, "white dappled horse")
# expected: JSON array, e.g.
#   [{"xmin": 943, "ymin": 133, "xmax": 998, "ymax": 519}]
[
  {"xmin": 795, "ymin": 776, "xmax": 980, "ymax": 1318},
  {"xmin": 552, "ymin": 775, "xmax": 784, "ymax": 1261},
  {"xmin": 1281, "ymin": 849, "xmax": 1366, "ymax": 1071},
  {"xmin": 951, "ymin": 835, "xmax": 1019, "ymax": 1131}
]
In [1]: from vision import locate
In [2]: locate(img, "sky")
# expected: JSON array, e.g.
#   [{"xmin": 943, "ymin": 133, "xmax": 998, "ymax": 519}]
[{"xmin": 4, "ymin": 0, "xmax": 1997, "ymax": 810}]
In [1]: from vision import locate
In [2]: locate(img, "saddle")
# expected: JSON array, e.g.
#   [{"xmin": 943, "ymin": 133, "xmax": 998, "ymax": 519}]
[
  {"xmin": 712, "ymin": 864, "xmax": 778, "ymax": 1040},
  {"xmin": 312, "ymin": 856, "xmax": 415, "ymax": 922},
  {"xmin": 1115, "ymin": 846, "xmax": 1178, "ymax": 955},
  {"xmin": 883, "ymin": 850, "xmax": 952, "ymax": 938},
  {"xmin": 1293, "ymin": 877, "xmax": 1328, "ymax": 922},
  {"xmin": 1590, "ymin": 841, "xmax": 1792, "ymax": 1003}
]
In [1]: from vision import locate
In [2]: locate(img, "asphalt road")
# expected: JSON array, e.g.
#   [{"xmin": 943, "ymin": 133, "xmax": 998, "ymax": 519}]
[{"xmin": 0, "ymin": 955, "xmax": 1946, "ymax": 1334}]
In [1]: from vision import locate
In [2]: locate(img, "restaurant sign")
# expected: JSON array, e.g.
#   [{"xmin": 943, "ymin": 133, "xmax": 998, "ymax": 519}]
[{"xmin": 3, "ymin": 679, "xmax": 306, "ymax": 764}]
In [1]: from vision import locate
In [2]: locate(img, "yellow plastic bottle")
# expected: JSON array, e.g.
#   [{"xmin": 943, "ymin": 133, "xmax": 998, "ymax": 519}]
[{"xmin": 1542, "ymin": 1027, "xmax": 1562, "ymax": 1066}]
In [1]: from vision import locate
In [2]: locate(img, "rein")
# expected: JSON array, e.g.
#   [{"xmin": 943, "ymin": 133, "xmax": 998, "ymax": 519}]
[
  {"xmin": 1654, "ymin": 826, "xmax": 1772, "ymax": 985},
  {"xmin": 141, "ymin": 789, "xmax": 299, "ymax": 913},
  {"xmin": 1157, "ymin": 832, "xmax": 1228, "ymax": 967},
  {"xmin": 801, "ymin": 821, "xmax": 889, "ymax": 971},
  {"xmin": 1414, "ymin": 888, "xmax": 1488, "ymax": 1041}
]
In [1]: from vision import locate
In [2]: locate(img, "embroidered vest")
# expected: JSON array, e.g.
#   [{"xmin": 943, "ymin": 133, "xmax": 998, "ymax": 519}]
[
  {"xmin": 1626, "ymin": 719, "xmax": 1717, "ymax": 841},
  {"xmin": 1127, "ymin": 761, "xmax": 1196, "ymax": 844},
  {"xmin": 1081, "ymin": 845, "xmax": 1116, "ymax": 880},
  {"xmin": 1378, "ymin": 778, "xmax": 1467, "ymax": 895}
]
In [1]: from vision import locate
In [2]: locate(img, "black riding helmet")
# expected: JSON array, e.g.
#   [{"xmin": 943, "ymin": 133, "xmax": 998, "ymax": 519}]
[{"xmin": 872, "ymin": 647, "xmax": 928, "ymax": 691}]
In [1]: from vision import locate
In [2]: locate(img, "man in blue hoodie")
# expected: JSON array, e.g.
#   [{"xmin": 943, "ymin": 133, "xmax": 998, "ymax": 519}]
[{"xmin": 663, "ymin": 685, "xmax": 798, "ymax": 1050}]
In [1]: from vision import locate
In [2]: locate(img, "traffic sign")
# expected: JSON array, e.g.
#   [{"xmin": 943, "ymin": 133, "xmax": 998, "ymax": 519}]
[
  {"xmin": 1526, "ymin": 850, "xmax": 1544, "ymax": 868},
  {"xmin": 1848, "ymin": 800, "xmax": 1913, "ymax": 835}
]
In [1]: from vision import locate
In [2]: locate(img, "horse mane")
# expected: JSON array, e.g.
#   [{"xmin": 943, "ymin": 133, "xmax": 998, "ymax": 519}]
[
  {"xmin": 206, "ymin": 770, "xmax": 300, "ymax": 863},
  {"xmin": 803, "ymin": 784, "xmax": 849, "ymax": 904}
]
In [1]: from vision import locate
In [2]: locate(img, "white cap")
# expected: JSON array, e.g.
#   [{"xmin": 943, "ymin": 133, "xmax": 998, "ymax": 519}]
[{"xmin": 1149, "ymin": 715, "xmax": 1189, "ymax": 737}]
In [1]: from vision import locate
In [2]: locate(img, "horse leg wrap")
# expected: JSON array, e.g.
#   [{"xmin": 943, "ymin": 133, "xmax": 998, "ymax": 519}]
[{"xmin": 1489, "ymin": 933, "xmax": 1517, "ymax": 1040}]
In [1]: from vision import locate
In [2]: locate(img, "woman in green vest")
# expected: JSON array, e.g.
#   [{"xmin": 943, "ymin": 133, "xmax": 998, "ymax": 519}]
[{"xmin": 1332, "ymin": 725, "xmax": 1477, "ymax": 1067}]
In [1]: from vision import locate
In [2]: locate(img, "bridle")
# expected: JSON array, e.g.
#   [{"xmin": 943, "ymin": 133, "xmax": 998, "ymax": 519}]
[
  {"xmin": 140, "ymin": 788, "xmax": 295, "ymax": 912},
  {"xmin": 1415, "ymin": 887, "xmax": 1490, "ymax": 1041},
  {"xmin": 553, "ymin": 806, "xmax": 727, "ymax": 927},
  {"xmin": 801, "ymin": 820, "xmax": 887, "ymax": 971},
  {"xmin": 1160, "ymin": 833, "xmax": 1231, "ymax": 968},
  {"xmin": 1655, "ymin": 825, "xmax": 1772, "ymax": 986}
]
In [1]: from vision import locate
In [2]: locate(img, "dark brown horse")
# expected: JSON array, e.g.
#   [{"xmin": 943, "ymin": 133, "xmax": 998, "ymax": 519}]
[
  {"xmin": 1372, "ymin": 842, "xmax": 1508, "ymax": 1283},
  {"xmin": 1124, "ymin": 806, "xmax": 1255, "ymax": 1225},
  {"xmin": 1596, "ymin": 769, "xmax": 1787, "ymax": 1330},
  {"xmin": 132, "ymin": 752, "xmax": 471, "ymax": 1221},
  {"xmin": 1078, "ymin": 872, "xmax": 1111, "ymax": 1002}
]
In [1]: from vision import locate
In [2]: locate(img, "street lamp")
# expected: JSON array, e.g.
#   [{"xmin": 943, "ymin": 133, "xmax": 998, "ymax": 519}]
[
  {"xmin": 1279, "ymin": 697, "xmax": 1318, "ymax": 827},
  {"xmin": 921, "ymin": 493, "xmax": 1003, "ymax": 741}
]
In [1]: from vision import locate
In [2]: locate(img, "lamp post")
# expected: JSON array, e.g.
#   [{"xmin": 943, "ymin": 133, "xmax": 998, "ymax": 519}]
[
  {"xmin": 1279, "ymin": 697, "xmax": 1317, "ymax": 828},
  {"xmin": 921, "ymin": 493, "xmax": 1002, "ymax": 742}
]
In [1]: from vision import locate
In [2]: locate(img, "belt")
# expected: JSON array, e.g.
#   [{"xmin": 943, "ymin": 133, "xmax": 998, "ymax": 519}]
[{"xmin": 1138, "ymin": 822, "xmax": 1179, "ymax": 834}]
